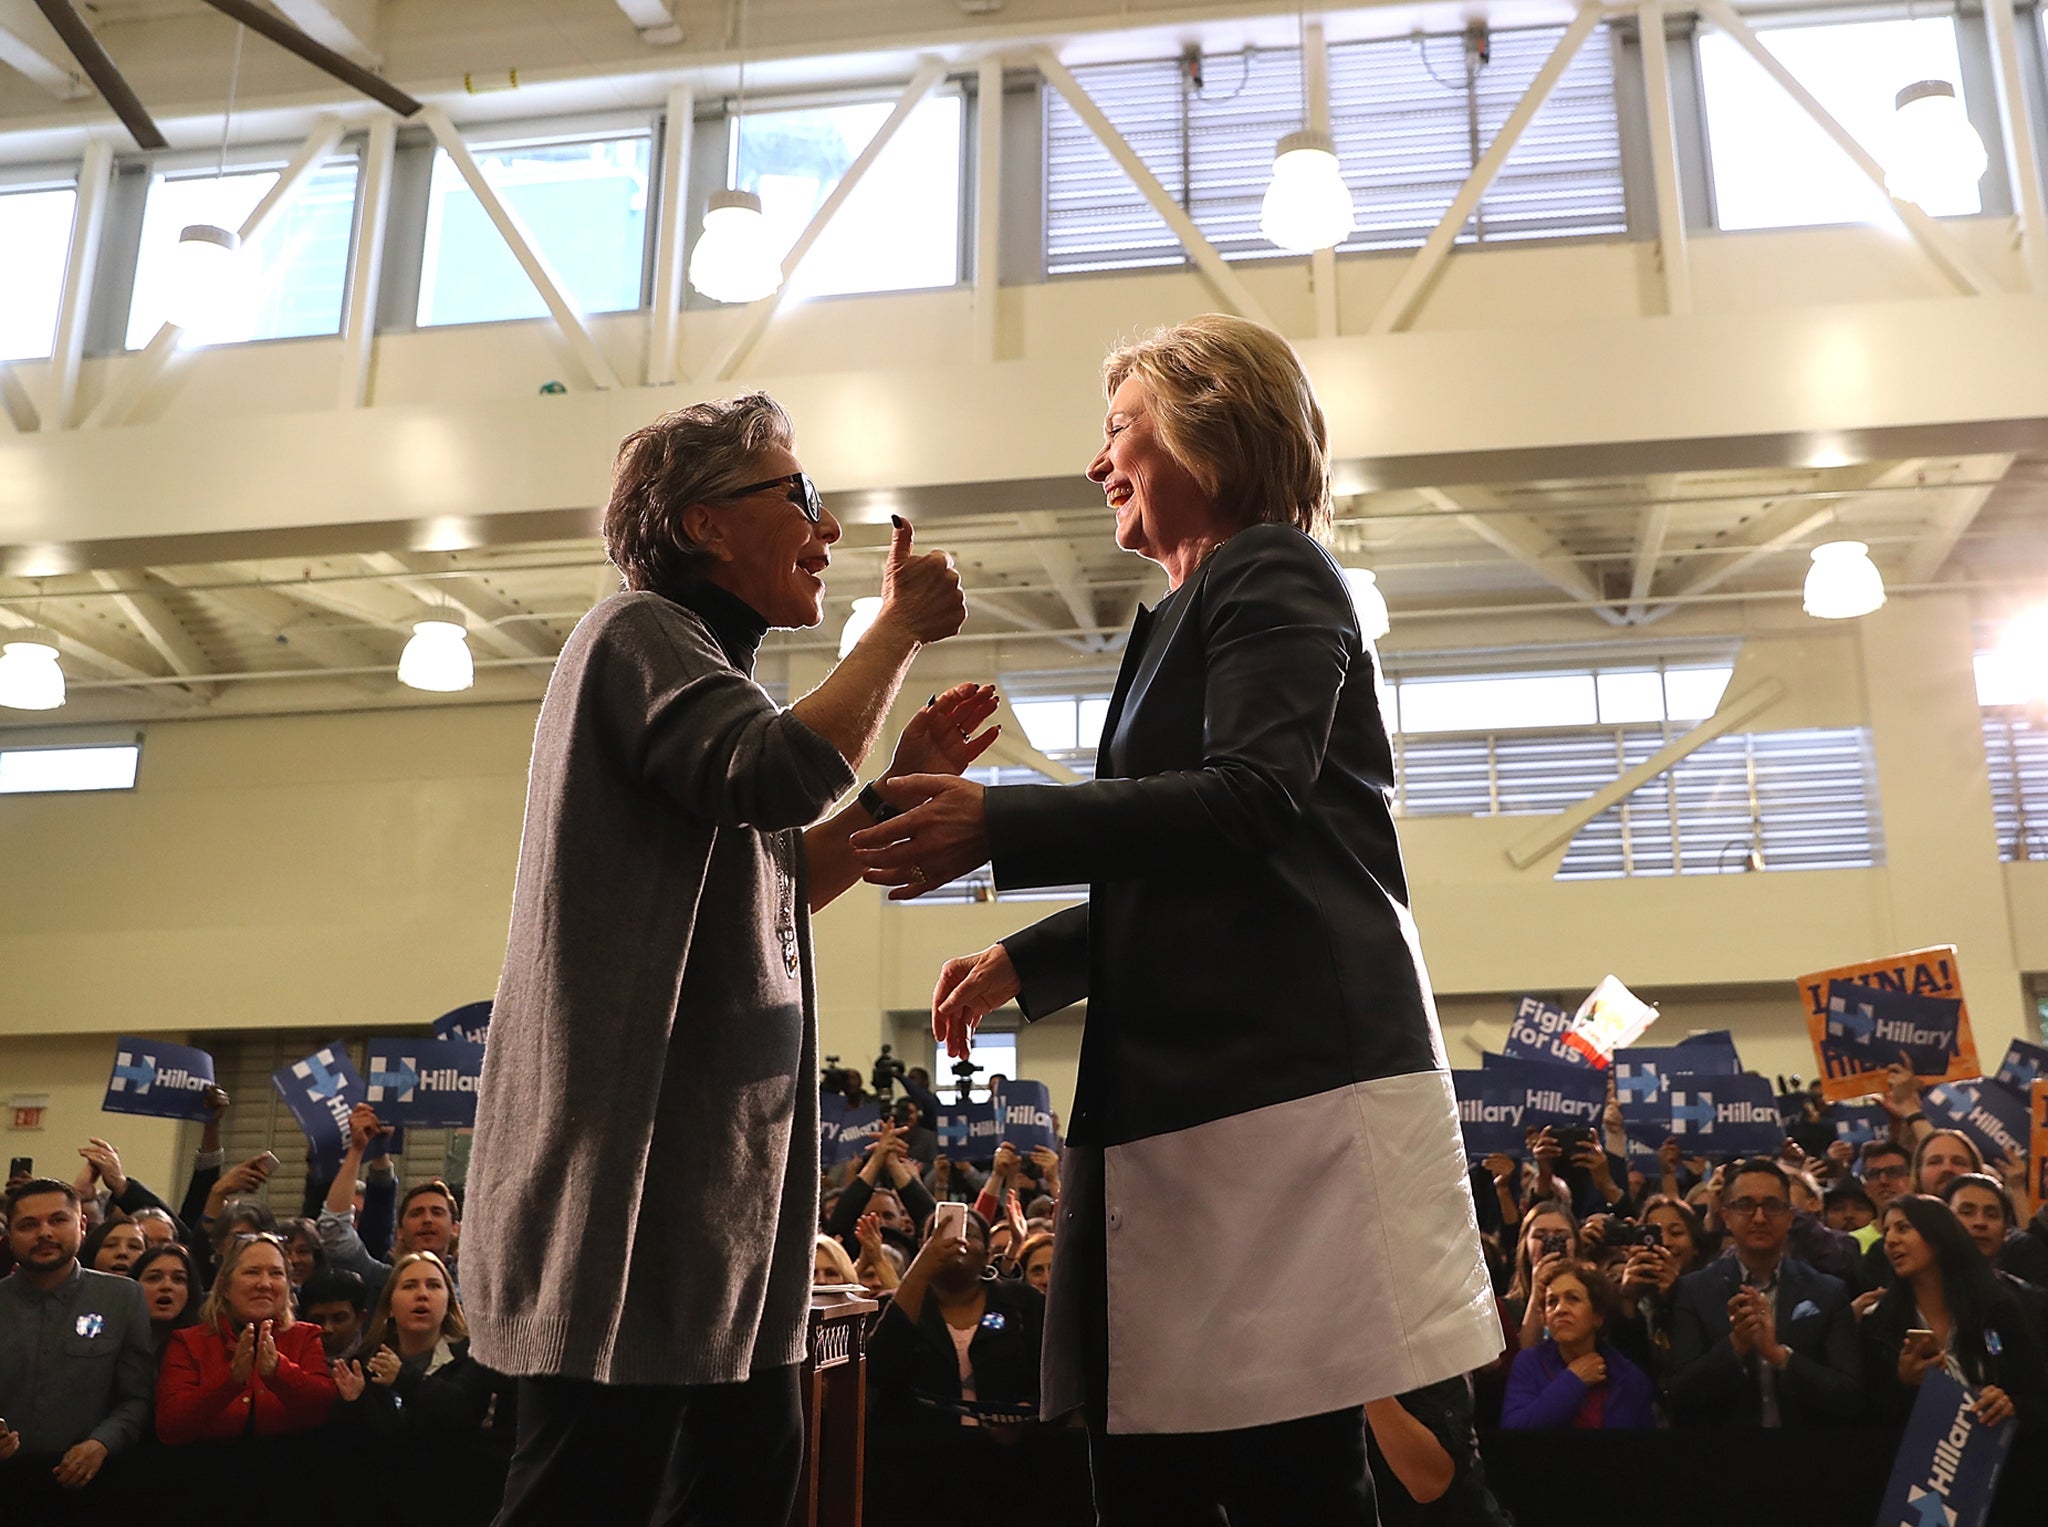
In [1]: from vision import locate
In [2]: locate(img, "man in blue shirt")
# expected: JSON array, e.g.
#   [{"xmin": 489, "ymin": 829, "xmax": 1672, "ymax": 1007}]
[{"xmin": 0, "ymin": 1179, "xmax": 155, "ymax": 1508}]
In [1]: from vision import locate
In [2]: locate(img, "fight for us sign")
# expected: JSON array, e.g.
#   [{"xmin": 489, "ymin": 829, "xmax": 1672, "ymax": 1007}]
[
  {"xmin": 103, "ymin": 1037, "xmax": 216, "ymax": 1121},
  {"xmin": 364, "ymin": 1038, "xmax": 486, "ymax": 1127}
]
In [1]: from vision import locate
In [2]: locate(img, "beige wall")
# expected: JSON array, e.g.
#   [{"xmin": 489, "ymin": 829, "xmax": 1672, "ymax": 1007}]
[{"xmin": 6, "ymin": 589, "xmax": 2040, "ymax": 1194}]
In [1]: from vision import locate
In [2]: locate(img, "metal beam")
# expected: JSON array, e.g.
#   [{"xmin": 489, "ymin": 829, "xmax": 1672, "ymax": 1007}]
[
  {"xmin": 1636, "ymin": 496, "xmax": 1835, "ymax": 622},
  {"xmin": 1638, "ymin": 2, "xmax": 1691, "ymax": 316},
  {"xmin": 48, "ymin": 136, "xmax": 112, "ymax": 429},
  {"xmin": 83, "ymin": 115, "xmax": 350, "ymax": 430},
  {"xmin": 1625, "ymin": 494, "xmax": 1672, "ymax": 623},
  {"xmin": 1034, "ymin": 46, "xmax": 1275, "ymax": 329},
  {"xmin": 0, "ymin": 1, "xmax": 87, "ymax": 99},
  {"xmin": 1020, "ymin": 511, "xmax": 1104, "ymax": 650},
  {"xmin": 0, "ymin": 365, "xmax": 38, "ymax": 433},
  {"xmin": 358, "ymin": 551, "xmax": 560, "ymax": 661},
  {"xmin": 647, "ymin": 83, "xmax": 692, "ymax": 386},
  {"xmin": 702, "ymin": 57, "xmax": 949, "ymax": 383},
  {"xmin": 1506, "ymin": 677, "xmax": 1786, "ymax": 869},
  {"xmin": 1693, "ymin": 0, "xmax": 2002, "ymax": 298},
  {"xmin": 272, "ymin": 0, "xmax": 379, "ymax": 67},
  {"xmin": 1368, "ymin": 6, "xmax": 1602, "ymax": 335},
  {"xmin": 88, "ymin": 569, "xmax": 219, "ymax": 698},
  {"xmin": 1305, "ymin": 21, "xmax": 1339, "ymax": 338},
  {"xmin": 969, "ymin": 588, "xmax": 1097, "ymax": 654},
  {"xmin": 337, "ymin": 115, "xmax": 395, "ymax": 410},
  {"xmin": 0, "ymin": 599, "xmax": 165, "ymax": 683},
  {"xmin": 1415, "ymin": 485, "xmax": 1626, "ymax": 625},
  {"xmin": 1984, "ymin": 0, "xmax": 2048, "ymax": 293},
  {"xmin": 973, "ymin": 53, "xmax": 1004, "ymax": 364},
  {"xmin": 1900, "ymin": 455, "xmax": 2015, "ymax": 584},
  {"xmin": 420, "ymin": 106, "xmax": 624, "ymax": 391}
]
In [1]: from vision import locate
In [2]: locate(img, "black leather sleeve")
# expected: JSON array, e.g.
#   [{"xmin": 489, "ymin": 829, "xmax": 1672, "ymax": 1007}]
[{"xmin": 1001, "ymin": 903, "xmax": 1089, "ymax": 1022}]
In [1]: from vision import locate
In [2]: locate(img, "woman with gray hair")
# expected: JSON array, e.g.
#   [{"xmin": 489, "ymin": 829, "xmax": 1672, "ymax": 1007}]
[
  {"xmin": 851, "ymin": 316, "xmax": 1499, "ymax": 1521},
  {"xmin": 464, "ymin": 391, "xmax": 988, "ymax": 1526}
]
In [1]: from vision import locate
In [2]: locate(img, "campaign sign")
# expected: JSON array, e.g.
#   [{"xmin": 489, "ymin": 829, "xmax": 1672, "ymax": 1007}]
[
  {"xmin": 431, "ymin": 1001, "xmax": 492, "ymax": 1047},
  {"xmin": 103, "ymin": 1037, "xmax": 216, "ymax": 1121},
  {"xmin": 363, "ymin": 1038, "xmax": 486, "ymax": 1127},
  {"xmin": 1457, "ymin": 1057, "xmax": 1605, "ymax": 1159},
  {"xmin": 2031, "ymin": 1079, "xmax": 2048, "ymax": 1218},
  {"xmin": 1614, "ymin": 1044, "xmax": 1741, "ymax": 1116},
  {"xmin": 1676, "ymin": 1030, "xmax": 1744, "ymax": 1071},
  {"xmin": 272, "ymin": 1042, "xmax": 362, "ymax": 1182},
  {"xmin": 1874, "ymin": 1369, "xmax": 2013, "ymax": 1527},
  {"xmin": 1922, "ymin": 1078, "xmax": 2031, "ymax": 1171},
  {"xmin": 1662, "ymin": 1072, "xmax": 1784, "ymax": 1156},
  {"xmin": 1798, "ymin": 946, "xmax": 1979, "ymax": 1101},
  {"xmin": 833, "ymin": 1103, "xmax": 883, "ymax": 1167},
  {"xmin": 1993, "ymin": 1038, "xmax": 2048, "ymax": 1095},
  {"xmin": 1823, "ymin": 981, "xmax": 1965, "ymax": 1079},
  {"xmin": 1831, "ymin": 1099, "xmax": 1892, "ymax": 1150},
  {"xmin": 1503, "ymin": 997, "xmax": 1598, "ymax": 1071},
  {"xmin": 819, "ymin": 1091, "xmax": 848, "ymax": 1170},
  {"xmin": 993, "ymin": 1081, "xmax": 1060, "ymax": 1155},
  {"xmin": 935, "ymin": 1099, "xmax": 998, "ymax": 1159}
]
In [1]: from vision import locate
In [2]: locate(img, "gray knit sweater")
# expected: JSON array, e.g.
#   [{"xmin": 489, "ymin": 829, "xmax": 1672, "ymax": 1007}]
[{"xmin": 464, "ymin": 590, "xmax": 855, "ymax": 1385}]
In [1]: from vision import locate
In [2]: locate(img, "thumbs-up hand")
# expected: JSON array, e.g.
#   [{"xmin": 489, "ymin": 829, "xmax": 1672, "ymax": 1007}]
[{"xmin": 873, "ymin": 515, "xmax": 966, "ymax": 646}]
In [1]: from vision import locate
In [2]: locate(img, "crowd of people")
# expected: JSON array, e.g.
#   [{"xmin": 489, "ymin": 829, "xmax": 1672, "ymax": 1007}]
[{"xmin": 4, "ymin": 1055, "xmax": 2047, "ymax": 1524}]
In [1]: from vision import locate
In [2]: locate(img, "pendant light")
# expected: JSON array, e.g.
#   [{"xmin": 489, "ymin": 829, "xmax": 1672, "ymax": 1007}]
[
  {"xmin": 689, "ymin": 0, "xmax": 782, "ymax": 304},
  {"xmin": 169, "ymin": 23, "xmax": 248, "ymax": 332},
  {"xmin": 1260, "ymin": 11, "xmax": 1354, "ymax": 253},
  {"xmin": 1882, "ymin": 80, "xmax": 1988, "ymax": 209},
  {"xmin": 838, "ymin": 596, "xmax": 883, "ymax": 659},
  {"xmin": 398, "ymin": 615, "xmax": 475, "ymax": 692},
  {"xmin": 0, "ymin": 629, "xmax": 65, "ymax": 711},
  {"xmin": 1341, "ymin": 568, "xmax": 1391, "ymax": 642},
  {"xmin": 1802, "ymin": 541, "xmax": 1886, "ymax": 620}
]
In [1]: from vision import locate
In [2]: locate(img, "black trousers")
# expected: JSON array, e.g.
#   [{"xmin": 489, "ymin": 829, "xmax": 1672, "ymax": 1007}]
[
  {"xmin": 1069, "ymin": 1171, "xmax": 1377, "ymax": 1527},
  {"xmin": 492, "ymin": 1367, "xmax": 803, "ymax": 1527}
]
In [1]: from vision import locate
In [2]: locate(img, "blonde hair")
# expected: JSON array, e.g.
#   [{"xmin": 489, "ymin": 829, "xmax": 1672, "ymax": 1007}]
[
  {"xmin": 362, "ymin": 1251, "xmax": 468, "ymax": 1352},
  {"xmin": 1103, "ymin": 314, "xmax": 1330, "ymax": 538},
  {"xmin": 199, "ymin": 1233, "xmax": 296, "ymax": 1331},
  {"xmin": 813, "ymin": 1235, "xmax": 858, "ymax": 1284}
]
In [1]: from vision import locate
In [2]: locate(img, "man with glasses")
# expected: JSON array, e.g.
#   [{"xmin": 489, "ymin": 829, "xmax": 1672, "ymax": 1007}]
[
  {"xmin": 1668, "ymin": 1157, "xmax": 1861, "ymax": 1428},
  {"xmin": 0, "ymin": 1178, "xmax": 155, "ymax": 1512},
  {"xmin": 1852, "ymin": 1138, "xmax": 1914, "ymax": 1295}
]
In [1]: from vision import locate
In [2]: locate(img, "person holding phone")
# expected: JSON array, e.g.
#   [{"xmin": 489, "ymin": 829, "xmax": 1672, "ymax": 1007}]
[
  {"xmin": 1505, "ymin": 1205, "xmax": 1580, "ymax": 1351},
  {"xmin": 463, "ymin": 393, "xmax": 988, "ymax": 1527}
]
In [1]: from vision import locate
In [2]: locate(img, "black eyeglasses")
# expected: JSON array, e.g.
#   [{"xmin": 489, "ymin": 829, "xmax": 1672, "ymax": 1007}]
[
  {"xmin": 1724, "ymin": 1197, "xmax": 1791, "ymax": 1218},
  {"xmin": 724, "ymin": 471, "xmax": 823, "ymax": 524}
]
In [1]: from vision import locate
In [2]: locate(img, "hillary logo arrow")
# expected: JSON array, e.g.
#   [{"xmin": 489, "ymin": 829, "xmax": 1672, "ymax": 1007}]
[
  {"xmin": 1905, "ymin": 1485, "xmax": 1956, "ymax": 1527},
  {"xmin": 113, "ymin": 1053, "xmax": 156, "ymax": 1093},
  {"xmin": 369, "ymin": 1058, "xmax": 418, "ymax": 1100},
  {"xmin": 296, "ymin": 1051, "xmax": 345, "ymax": 1100},
  {"xmin": 1827, "ymin": 1002, "xmax": 1876, "ymax": 1042},
  {"xmin": 1670, "ymin": 1096, "xmax": 1715, "ymax": 1131},
  {"xmin": 1615, "ymin": 1069, "xmax": 1659, "ymax": 1100}
]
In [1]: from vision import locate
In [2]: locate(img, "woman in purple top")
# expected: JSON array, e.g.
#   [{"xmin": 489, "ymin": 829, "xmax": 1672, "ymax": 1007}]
[{"xmin": 1501, "ymin": 1264, "xmax": 1656, "ymax": 1430}]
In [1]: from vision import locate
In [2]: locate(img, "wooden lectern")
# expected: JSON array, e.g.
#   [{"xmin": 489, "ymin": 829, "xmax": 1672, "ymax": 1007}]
[{"xmin": 792, "ymin": 1288, "xmax": 877, "ymax": 1527}]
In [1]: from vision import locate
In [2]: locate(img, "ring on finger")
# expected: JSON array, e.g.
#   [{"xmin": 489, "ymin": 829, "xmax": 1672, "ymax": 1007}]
[{"xmin": 910, "ymin": 865, "xmax": 928, "ymax": 885}]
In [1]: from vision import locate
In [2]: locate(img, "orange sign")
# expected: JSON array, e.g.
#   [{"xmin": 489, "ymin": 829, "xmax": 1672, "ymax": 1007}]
[
  {"xmin": 2031, "ymin": 1077, "xmax": 2047, "ymax": 1221},
  {"xmin": 1796, "ymin": 945, "xmax": 1980, "ymax": 1102}
]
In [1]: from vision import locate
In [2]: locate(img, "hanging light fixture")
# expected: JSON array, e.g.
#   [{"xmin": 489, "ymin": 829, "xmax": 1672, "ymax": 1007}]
[
  {"xmin": 1260, "ymin": 10, "xmax": 1354, "ymax": 254},
  {"xmin": 1802, "ymin": 541, "xmax": 1887, "ymax": 620},
  {"xmin": 1341, "ymin": 568, "xmax": 1390, "ymax": 642},
  {"xmin": 0, "ymin": 629, "xmax": 66, "ymax": 711},
  {"xmin": 168, "ymin": 23, "xmax": 249, "ymax": 332},
  {"xmin": 838, "ymin": 596, "xmax": 883, "ymax": 659},
  {"xmin": 689, "ymin": 0, "xmax": 782, "ymax": 304},
  {"xmin": 398, "ymin": 615, "xmax": 475, "ymax": 692},
  {"xmin": 1882, "ymin": 80, "xmax": 1988, "ymax": 208}
]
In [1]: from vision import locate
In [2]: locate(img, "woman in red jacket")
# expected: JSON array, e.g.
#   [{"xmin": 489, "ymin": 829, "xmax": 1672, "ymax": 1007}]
[{"xmin": 157, "ymin": 1231, "xmax": 336, "ymax": 1443}]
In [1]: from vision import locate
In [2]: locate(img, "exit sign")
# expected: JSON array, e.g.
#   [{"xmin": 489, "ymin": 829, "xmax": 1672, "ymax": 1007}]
[{"xmin": 9, "ymin": 1094, "xmax": 49, "ymax": 1131}]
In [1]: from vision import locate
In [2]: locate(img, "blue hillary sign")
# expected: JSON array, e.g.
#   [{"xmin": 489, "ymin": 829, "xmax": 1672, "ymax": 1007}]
[
  {"xmin": 1875, "ymin": 1369, "xmax": 2013, "ymax": 1527},
  {"xmin": 1503, "ymin": 996, "xmax": 1598, "ymax": 1071},
  {"xmin": 1831, "ymin": 1099, "xmax": 1892, "ymax": 1149},
  {"xmin": 1661, "ymin": 1072, "xmax": 1783, "ymax": 1156},
  {"xmin": 936, "ymin": 1099, "xmax": 999, "ymax": 1160},
  {"xmin": 992, "ymin": 1080, "xmax": 1060, "ymax": 1155},
  {"xmin": 364, "ymin": 1038, "xmax": 486, "ymax": 1127},
  {"xmin": 1923, "ymin": 1077, "xmax": 2031, "ymax": 1170},
  {"xmin": 102, "ymin": 1037, "xmax": 216, "ymax": 1120},
  {"xmin": 1455, "ymin": 1057, "xmax": 1606, "ymax": 1159},
  {"xmin": 832, "ymin": 1103, "xmax": 883, "ymax": 1167},
  {"xmin": 820, "ymin": 1091, "xmax": 848, "ymax": 1170},
  {"xmin": 272, "ymin": 1042, "xmax": 363, "ymax": 1182},
  {"xmin": 1823, "ymin": 981, "xmax": 1964, "ymax": 1078},
  {"xmin": 431, "ymin": 1001, "xmax": 492, "ymax": 1047},
  {"xmin": 1675, "ymin": 1029, "xmax": 1743, "ymax": 1070},
  {"xmin": 1993, "ymin": 1038, "xmax": 2048, "ymax": 1095}
]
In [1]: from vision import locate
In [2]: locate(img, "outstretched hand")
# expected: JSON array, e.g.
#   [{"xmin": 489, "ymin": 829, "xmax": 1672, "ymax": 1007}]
[
  {"xmin": 932, "ymin": 943, "xmax": 1021, "ymax": 1059},
  {"xmin": 889, "ymin": 684, "xmax": 1002, "ymax": 779},
  {"xmin": 849, "ymin": 774, "xmax": 990, "ymax": 898}
]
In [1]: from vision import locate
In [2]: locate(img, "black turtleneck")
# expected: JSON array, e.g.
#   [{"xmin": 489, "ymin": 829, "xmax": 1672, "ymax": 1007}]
[{"xmin": 670, "ymin": 579, "xmax": 769, "ymax": 676}]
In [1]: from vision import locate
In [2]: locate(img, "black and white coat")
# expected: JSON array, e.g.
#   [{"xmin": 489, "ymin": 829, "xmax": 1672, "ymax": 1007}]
[{"xmin": 990, "ymin": 523, "xmax": 1501, "ymax": 1435}]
